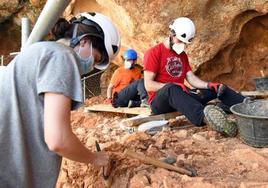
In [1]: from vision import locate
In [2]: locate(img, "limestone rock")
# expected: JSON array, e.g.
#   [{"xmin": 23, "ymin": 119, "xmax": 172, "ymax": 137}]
[
  {"xmin": 0, "ymin": 0, "xmax": 19, "ymax": 23},
  {"xmin": 1, "ymin": 0, "xmax": 268, "ymax": 91}
]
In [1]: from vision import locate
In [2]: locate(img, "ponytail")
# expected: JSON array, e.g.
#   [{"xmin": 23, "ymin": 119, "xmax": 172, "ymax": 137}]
[
  {"xmin": 51, "ymin": 16, "xmax": 106, "ymax": 58},
  {"xmin": 51, "ymin": 18, "xmax": 73, "ymax": 40}
]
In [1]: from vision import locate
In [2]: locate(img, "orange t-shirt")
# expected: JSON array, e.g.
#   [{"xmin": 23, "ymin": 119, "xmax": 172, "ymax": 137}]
[{"xmin": 110, "ymin": 67, "xmax": 142, "ymax": 94}]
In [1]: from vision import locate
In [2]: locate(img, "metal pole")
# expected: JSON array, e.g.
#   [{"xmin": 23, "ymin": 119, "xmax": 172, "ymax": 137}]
[
  {"xmin": 1, "ymin": 55, "xmax": 3, "ymax": 66},
  {"xmin": 83, "ymin": 79, "xmax": 86, "ymax": 101},
  {"xmin": 25, "ymin": 0, "xmax": 71, "ymax": 47},
  {"xmin": 21, "ymin": 17, "xmax": 30, "ymax": 50}
]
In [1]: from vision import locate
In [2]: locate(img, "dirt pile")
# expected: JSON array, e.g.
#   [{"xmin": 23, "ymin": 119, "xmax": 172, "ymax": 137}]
[{"xmin": 56, "ymin": 96, "xmax": 268, "ymax": 188}]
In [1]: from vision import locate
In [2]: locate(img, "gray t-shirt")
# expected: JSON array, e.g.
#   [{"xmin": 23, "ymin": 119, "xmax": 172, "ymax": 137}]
[{"xmin": 0, "ymin": 41, "xmax": 83, "ymax": 188}]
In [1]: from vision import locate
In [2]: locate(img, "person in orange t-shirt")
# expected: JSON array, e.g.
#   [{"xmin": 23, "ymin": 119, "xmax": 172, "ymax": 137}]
[{"xmin": 106, "ymin": 49, "xmax": 148, "ymax": 107}]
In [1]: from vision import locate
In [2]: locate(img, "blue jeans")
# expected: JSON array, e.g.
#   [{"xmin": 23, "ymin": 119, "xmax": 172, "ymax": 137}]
[
  {"xmin": 151, "ymin": 83, "xmax": 245, "ymax": 126},
  {"xmin": 112, "ymin": 78, "xmax": 147, "ymax": 107}
]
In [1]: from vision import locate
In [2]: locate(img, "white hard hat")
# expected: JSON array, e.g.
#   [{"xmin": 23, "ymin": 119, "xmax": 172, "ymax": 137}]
[
  {"xmin": 169, "ymin": 17, "xmax": 195, "ymax": 44},
  {"xmin": 74, "ymin": 12, "xmax": 121, "ymax": 70}
]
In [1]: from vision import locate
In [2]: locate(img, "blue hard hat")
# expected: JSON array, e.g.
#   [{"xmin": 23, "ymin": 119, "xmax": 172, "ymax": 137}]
[{"xmin": 123, "ymin": 49, "xmax": 137, "ymax": 60}]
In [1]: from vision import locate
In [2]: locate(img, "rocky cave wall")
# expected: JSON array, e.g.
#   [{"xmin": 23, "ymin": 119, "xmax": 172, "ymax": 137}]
[{"xmin": 0, "ymin": 0, "xmax": 268, "ymax": 91}]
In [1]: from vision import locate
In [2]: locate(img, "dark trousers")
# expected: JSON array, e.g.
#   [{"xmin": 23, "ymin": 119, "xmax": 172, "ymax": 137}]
[
  {"xmin": 113, "ymin": 78, "xmax": 147, "ymax": 107},
  {"xmin": 151, "ymin": 83, "xmax": 245, "ymax": 126}
]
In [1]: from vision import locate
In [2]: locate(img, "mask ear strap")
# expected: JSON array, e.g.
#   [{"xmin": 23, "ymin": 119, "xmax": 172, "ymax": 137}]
[
  {"xmin": 78, "ymin": 45, "xmax": 82, "ymax": 55},
  {"xmin": 169, "ymin": 36, "xmax": 174, "ymax": 50},
  {"xmin": 72, "ymin": 24, "xmax": 78, "ymax": 38},
  {"xmin": 90, "ymin": 42, "xmax": 93, "ymax": 55},
  {"xmin": 70, "ymin": 24, "xmax": 79, "ymax": 48}
]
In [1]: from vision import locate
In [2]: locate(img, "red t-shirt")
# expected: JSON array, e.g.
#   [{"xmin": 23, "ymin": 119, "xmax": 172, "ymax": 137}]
[{"xmin": 143, "ymin": 43, "xmax": 192, "ymax": 103}]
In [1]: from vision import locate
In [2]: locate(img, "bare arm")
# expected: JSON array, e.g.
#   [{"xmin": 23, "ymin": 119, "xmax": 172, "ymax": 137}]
[
  {"xmin": 144, "ymin": 70, "xmax": 166, "ymax": 92},
  {"xmin": 44, "ymin": 93, "xmax": 108, "ymax": 166},
  {"xmin": 106, "ymin": 83, "xmax": 114, "ymax": 99},
  {"xmin": 185, "ymin": 71, "xmax": 208, "ymax": 89}
]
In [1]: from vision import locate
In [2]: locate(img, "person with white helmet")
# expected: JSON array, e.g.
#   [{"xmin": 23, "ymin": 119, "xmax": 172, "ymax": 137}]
[
  {"xmin": 0, "ymin": 12, "xmax": 120, "ymax": 187},
  {"xmin": 143, "ymin": 17, "xmax": 245, "ymax": 136},
  {"xmin": 106, "ymin": 49, "xmax": 148, "ymax": 108}
]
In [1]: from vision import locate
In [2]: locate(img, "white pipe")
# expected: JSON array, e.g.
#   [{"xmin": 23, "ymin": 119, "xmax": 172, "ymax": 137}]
[
  {"xmin": 83, "ymin": 79, "xmax": 86, "ymax": 101},
  {"xmin": 1, "ymin": 55, "xmax": 3, "ymax": 66},
  {"xmin": 9, "ymin": 52, "xmax": 20, "ymax": 56},
  {"xmin": 25, "ymin": 0, "xmax": 71, "ymax": 47},
  {"xmin": 21, "ymin": 17, "xmax": 30, "ymax": 50}
]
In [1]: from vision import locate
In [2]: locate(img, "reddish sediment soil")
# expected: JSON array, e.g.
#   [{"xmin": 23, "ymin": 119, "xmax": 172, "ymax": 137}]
[{"xmin": 56, "ymin": 96, "xmax": 268, "ymax": 188}]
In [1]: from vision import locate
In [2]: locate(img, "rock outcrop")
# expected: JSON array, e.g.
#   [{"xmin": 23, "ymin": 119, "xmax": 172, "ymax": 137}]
[{"xmin": 0, "ymin": 0, "xmax": 268, "ymax": 90}]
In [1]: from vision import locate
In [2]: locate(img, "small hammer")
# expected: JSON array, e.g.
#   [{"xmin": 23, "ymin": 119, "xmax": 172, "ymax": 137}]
[{"xmin": 95, "ymin": 141, "xmax": 112, "ymax": 180}]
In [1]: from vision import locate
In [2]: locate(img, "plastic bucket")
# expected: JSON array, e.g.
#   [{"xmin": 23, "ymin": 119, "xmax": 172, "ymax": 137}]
[
  {"xmin": 253, "ymin": 77, "xmax": 268, "ymax": 91},
  {"xmin": 230, "ymin": 100, "xmax": 268, "ymax": 148}
]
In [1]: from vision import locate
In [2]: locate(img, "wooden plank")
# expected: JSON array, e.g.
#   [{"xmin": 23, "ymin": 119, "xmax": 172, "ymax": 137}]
[
  {"xmin": 84, "ymin": 104, "xmax": 152, "ymax": 115},
  {"xmin": 241, "ymin": 91, "xmax": 268, "ymax": 97},
  {"xmin": 120, "ymin": 112, "xmax": 181, "ymax": 127}
]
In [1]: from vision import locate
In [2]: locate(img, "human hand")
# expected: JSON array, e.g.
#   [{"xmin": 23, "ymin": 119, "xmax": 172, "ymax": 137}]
[
  {"xmin": 105, "ymin": 98, "xmax": 112, "ymax": 104},
  {"xmin": 91, "ymin": 151, "xmax": 109, "ymax": 168},
  {"xmin": 207, "ymin": 82, "xmax": 221, "ymax": 92},
  {"xmin": 174, "ymin": 83, "xmax": 189, "ymax": 93}
]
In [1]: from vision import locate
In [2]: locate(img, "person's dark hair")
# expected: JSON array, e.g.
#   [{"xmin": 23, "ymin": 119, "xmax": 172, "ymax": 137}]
[
  {"xmin": 51, "ymin": 18, "xmax": 72, "ymax": 40},
  {"xmin": 88, "ymin": 35, "xmax": 107, "ymax": 61},
  {"xmin": 51, "ymin": 17, "xmax": 107, "ymax": 61}
]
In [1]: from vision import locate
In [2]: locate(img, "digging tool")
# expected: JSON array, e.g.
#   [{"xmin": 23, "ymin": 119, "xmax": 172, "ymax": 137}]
[
  {"xmin": 124, "ymin": 149, "xmax": 197, "ymax": 177},
  {"xmin": 189, "ymin": 89, "xmax": 204, "ymax": 98},
  {"xmin": 95, "ymin": 141, "xmax": 115, "ymax": 187}
]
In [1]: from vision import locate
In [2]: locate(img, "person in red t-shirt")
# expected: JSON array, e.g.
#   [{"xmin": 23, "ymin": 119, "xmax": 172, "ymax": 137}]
[
  {"xmin": 106, "ymin": 49, "xmax": 148, "ymax": 107},
  {"xmin": 143, "ymin": 17, "xmax": 245, "ymax": 137}
]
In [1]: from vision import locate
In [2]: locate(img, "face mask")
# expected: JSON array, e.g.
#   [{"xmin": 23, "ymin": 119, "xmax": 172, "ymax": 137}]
[
  {"xmin": 124, "ymin": 60, "xmax": 132, "ymax": 69},
  {"xmin": 172, "ymin": 42, "xmax": 185, "ymax": 55},
  {"xmin": 77, "ymin": 42, "xmax": 94, "ymax": 76}
]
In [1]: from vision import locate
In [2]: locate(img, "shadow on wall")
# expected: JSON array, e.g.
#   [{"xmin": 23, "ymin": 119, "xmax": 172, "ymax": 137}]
[{"xmin": 196, "ymin": 13, "xmax": 268, "ymax": 92}]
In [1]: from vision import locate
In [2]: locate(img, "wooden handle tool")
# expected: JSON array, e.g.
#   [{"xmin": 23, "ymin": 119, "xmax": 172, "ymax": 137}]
[
  {"xmin": 124, "ymin": 149, "xmax": 197, "ymax": 176},
  {"xmin": 95, "ymin": 141, "xmax": 114, "ymax": 187}
]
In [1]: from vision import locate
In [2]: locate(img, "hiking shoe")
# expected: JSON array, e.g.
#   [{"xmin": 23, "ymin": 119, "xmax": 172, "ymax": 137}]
[
  {"xmin": 204, "ymin": 105, "xmax": 237, "ymax": 137},
  {"xmin": 216, "ymin": 102, "xmax": 231, "ymax": 114},
  {"xmin": 127, "ymin": 100, "xmax": 141, "ymax": 108},
  {"xmin": 140, "ymin": 99, "xmax": 150, "ymax": 108},
  {"xmin": 243, "ymin": 97, "xmax": 252, "ymax": 104}
]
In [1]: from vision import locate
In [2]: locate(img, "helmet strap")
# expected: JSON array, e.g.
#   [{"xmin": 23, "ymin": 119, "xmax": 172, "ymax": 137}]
[{"xmin": 169, "ymin": 36, "xmax": 175, "ymax": 51}]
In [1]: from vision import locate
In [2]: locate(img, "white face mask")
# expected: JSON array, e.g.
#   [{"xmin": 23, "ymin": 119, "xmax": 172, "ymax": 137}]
[
  {"xmin": 77, "ymin": 42, "xmax": 94, "ymax": 76},
  {"xmin": 124, "ymin": 60, "xmax": 132, "ymax": 69},
  {"xmin": 172, "ymin": 42, "xmax": 185, "ymax": 55}
]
